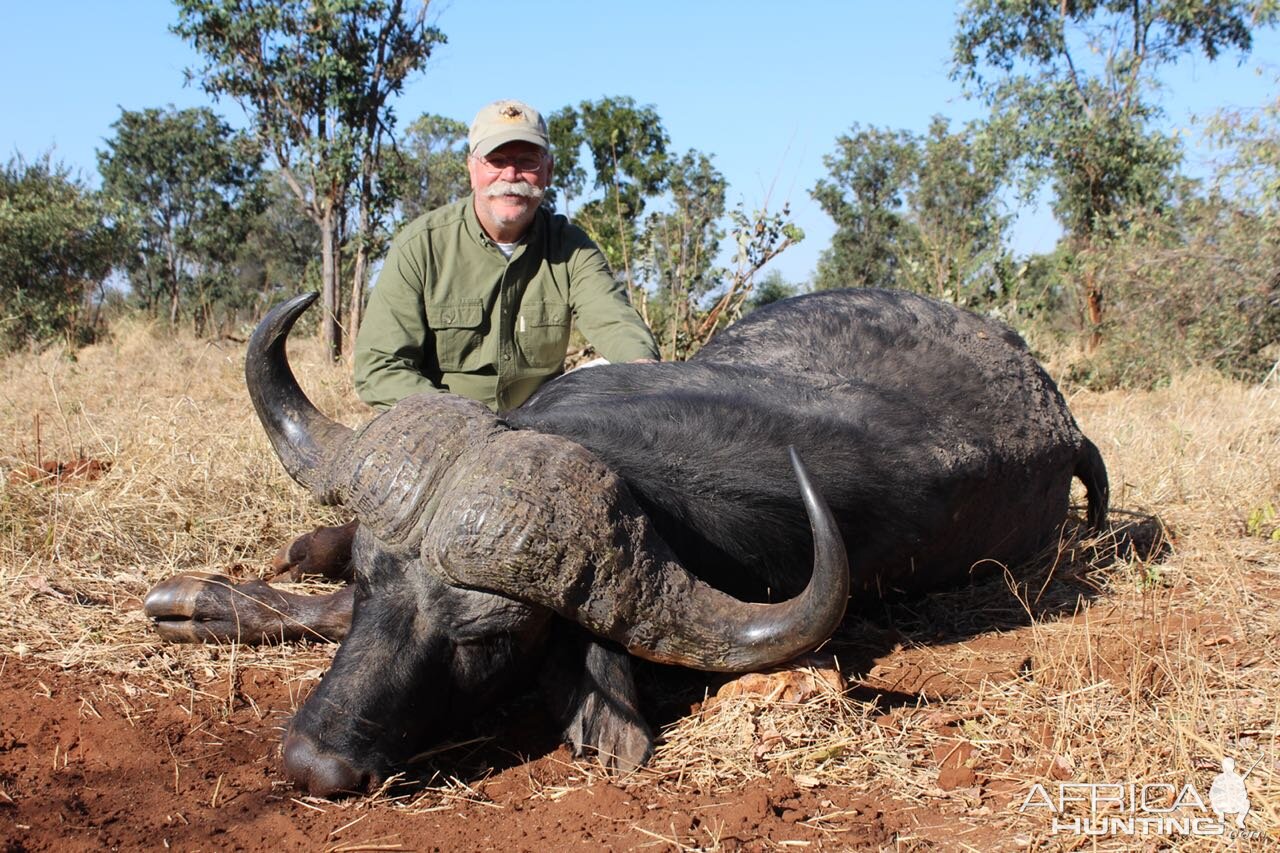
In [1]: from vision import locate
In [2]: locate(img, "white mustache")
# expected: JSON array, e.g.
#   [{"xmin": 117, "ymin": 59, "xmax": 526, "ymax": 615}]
[{"xmin": 486, "ymin": 181, "xmax": 545, "ymax": 200}]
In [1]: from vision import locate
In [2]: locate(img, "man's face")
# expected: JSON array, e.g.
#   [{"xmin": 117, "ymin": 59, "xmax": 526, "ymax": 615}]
[{"xmin": 469, "ymin": 140, "xmax": 553, "ymax": 241}]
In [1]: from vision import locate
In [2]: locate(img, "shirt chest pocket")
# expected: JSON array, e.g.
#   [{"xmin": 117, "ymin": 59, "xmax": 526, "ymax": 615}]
[
  {"xmin": 426, "ymin": 300, "xmax": 486, "ymax": 372},
  {"xmin": 517, "ymin": 301, "xmax": 571, "ymax": 369}
]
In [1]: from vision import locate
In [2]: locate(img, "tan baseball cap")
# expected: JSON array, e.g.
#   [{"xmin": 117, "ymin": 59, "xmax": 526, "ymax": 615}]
[{"xmin": 468, "ymin": 99, "xmax": 549, "ymax": 158}]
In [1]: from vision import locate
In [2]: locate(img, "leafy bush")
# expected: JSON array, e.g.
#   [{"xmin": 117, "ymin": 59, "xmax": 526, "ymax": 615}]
[
  {"xmin": 1062, "ymin": 199, "xmax": 1279, "ymax": 389},
  {"xmin": 0, "ymin": 155, "xmax": 124, "ymax": 350}
]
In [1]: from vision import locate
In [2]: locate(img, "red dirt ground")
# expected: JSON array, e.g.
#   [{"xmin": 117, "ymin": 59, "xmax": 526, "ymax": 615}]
[
  {"xmin": 1, "ymin": 650, "xmax": 1027, "ymax": 852},
  {"xmin": 4, "ymin": 557, "xmax": 1263, "ymax": 851}
]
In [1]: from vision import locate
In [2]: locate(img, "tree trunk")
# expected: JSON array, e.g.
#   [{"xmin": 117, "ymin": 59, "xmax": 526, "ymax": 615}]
[
  {"xmin": 1086, "ymin": 278, "xmax": 1104, "ymax": 354},
  {"xmin": 166, "ymin": 244, "xmax": 180, "ymax": 326},
  {"xmin": 347, "ymin": 241, "xmax": 368, "ymax": 359},
  {"xmin": 320, "ymin": 209, "xmax": 342, "ymax": 361},
  {"xmin": 1081, "ymin": 238, "xmax": 1103, "ymax": 354},
  {"xmin": 347, "ymin": 157, "xmax": 377, "ymax": 359}
]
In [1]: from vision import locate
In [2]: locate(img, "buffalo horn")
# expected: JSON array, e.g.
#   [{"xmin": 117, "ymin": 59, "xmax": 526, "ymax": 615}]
[
  {"xmin": 245, "ymin": 293, "xmax": 355, "ymax": 504},
  {"xmin": 605, "ymin": 447, "xmax": 850, "ymax": 671},
  {"xmin": 428, "ymin": 439, "xmax": 851, "ymax": 673}
]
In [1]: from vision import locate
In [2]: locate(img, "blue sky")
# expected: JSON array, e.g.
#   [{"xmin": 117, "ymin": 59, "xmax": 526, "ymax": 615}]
[{"xmin": 3, "ymin": 0, "xmax": 1277, "ymax": 284}]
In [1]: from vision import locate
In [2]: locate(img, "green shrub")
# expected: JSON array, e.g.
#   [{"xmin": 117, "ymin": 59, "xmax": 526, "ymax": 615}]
[
  {"xmin": 0, "ymin": 155, "xmax": 123, "ymax": 351},
  {"xmin": 1061, "ymin": 199, "xmax": 1279, "ymax": 389}
]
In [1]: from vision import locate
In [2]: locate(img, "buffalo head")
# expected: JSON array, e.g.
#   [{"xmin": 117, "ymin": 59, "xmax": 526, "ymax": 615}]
[{"xmin": 247, "ymin": 293, "xmax": 849, "ymax": 795}]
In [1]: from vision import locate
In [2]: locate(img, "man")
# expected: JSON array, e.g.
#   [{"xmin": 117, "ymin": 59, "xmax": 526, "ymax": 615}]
[
  {"xmin": 353, "ymin": 98, "xmax": 659, "ymax": 414},
  {"xmin": 278, "ymin": 98, "xmax": 659, "ymax": 577}
]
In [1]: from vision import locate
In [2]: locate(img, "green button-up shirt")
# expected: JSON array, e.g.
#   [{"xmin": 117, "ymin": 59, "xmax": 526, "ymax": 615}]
[{"xmin": 354, "ymin": 195, "xmax": 659, "ymax": 412}]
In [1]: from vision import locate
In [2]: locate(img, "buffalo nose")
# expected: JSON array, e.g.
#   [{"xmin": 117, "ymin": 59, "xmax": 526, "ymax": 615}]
[{"xmin": 282, "ymin": 733, "xmax": 371, "ymax": 798}]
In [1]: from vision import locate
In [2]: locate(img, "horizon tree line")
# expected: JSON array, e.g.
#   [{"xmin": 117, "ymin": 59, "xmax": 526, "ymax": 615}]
[{"xmin": 2, "ymin": 0, "xmax": 1277, "ymax": 386}]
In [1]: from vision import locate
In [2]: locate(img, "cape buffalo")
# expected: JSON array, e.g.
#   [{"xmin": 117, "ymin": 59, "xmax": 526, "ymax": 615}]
[{"xmin": 145, "ymin": 288, "xmax": 1108, "ymax": 797}]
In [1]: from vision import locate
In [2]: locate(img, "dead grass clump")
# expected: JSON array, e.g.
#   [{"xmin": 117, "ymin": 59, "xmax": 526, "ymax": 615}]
[{"xmin": 647, "ymin": 667, "xmax": 885, "ymax": 793}]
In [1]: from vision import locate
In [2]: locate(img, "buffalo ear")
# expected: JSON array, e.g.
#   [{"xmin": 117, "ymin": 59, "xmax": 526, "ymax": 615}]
[{"xmin": 541, "ymin": 624, "xmax": 653, "ymax": 771}]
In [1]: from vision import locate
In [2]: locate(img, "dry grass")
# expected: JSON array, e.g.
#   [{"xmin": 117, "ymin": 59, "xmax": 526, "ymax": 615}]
[
  {"xmin": 0, "ymin": 318, "xmax": 358, "ymax": 691},
  {"xmin": 1, "ymin": 322, "xmax": 1277, "ymax": 849}
]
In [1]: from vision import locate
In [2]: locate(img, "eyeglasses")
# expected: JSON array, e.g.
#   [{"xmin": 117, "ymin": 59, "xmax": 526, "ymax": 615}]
[{"xmin": 474, "ymin": 153, "xmax": 546, "ymax": 175}]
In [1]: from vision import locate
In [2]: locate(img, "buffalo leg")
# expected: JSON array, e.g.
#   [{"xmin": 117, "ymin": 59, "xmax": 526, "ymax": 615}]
[
  {"xmin": 144, "ymin": 574, "xmax": 354, "ymax": 643},
  {"xmin": 145, "ymin": 520, "xmax": 358, "ymax": 643},
  {"xmin": 541, "ymin": 624, "xmax": 653, "ymax": 771},
  {"xmin": 272, "ymin": 520, "xmax": 358, "ymax": 582}
]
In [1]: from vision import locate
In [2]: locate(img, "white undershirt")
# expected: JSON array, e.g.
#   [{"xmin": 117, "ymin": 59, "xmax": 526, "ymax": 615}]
[{"xmin": 494, "ymin": 241, "xmax": 518, "ymax": 258}]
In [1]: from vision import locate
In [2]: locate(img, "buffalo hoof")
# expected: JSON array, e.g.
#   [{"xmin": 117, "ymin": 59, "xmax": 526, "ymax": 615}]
[
  {"xmin": 272, "ymin": 520, "xmax": 357, "ymax": 582},
  {"xmin": 283, "ymin": 732, "xmax": 375, "ymax": 798},
  {"xmin": 145, "ymin": 573, "xmax": 307, "ymax": 644},
  {"xmin": 563, "ymin": 692, "xmax": 654, "ymax": 773},
  {"xmin": 575, "ymin": 718, "xmax": 653, "ymax": 774}
]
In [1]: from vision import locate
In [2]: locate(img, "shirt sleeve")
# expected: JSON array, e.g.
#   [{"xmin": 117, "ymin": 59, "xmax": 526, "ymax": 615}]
[
  {"xmin": 567, "ymin": 243, "xmax": 661, "ymax": 363},
  {"xmin": 353, "ymin": 236, "xmax": 446, "ymax": 410}
]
